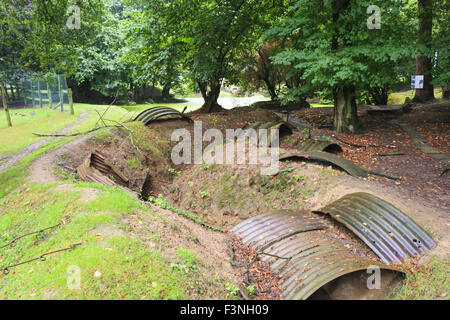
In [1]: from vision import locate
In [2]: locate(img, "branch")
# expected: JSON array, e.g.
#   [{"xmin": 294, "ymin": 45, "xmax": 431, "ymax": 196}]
[{"xmin": 32, "ymin": 125, "xmax": 121, "ymax": 137}]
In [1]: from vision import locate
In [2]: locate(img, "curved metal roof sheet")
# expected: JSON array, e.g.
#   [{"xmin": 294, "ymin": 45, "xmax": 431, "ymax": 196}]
[
  {"xmin": 230, "ymin": 210, "xmax": 402, "ymax": 300},
  {"xmin": 316, "ymin": 193, "xmax": 436, "ymax": 264},
  {"xmin": 134, "ymin": 107, "xmax": 190, "ymax": 125}
]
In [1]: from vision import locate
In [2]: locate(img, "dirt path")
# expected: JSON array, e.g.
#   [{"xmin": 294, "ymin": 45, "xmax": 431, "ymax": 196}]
[
  {"xmin": 391, "ymin": 120, "xmax": 450, "ymax": 163},
  {"xmin": 0, "ymin": 112, "xmax": 89, "ymax": 172},
  {"xmin": 27, "ymin": 133, "xmax": 92, "ymax": 184},
  {"xmin": 23, "ymin": 130, "xmax": 239, "ymax": 299}
]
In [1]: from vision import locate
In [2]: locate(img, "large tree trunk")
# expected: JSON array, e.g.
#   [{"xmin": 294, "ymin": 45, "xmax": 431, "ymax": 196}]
[
  {"xmin": 369, "ymin": 87, "xmax": 389, "ymax": 105},
  {"xmin": 198, "ymin": 81, "xmax": 224, "ymax": 113},
  {"xmin": 263, "ymin": 77, "xmax": 278, "ymax": 101},
  {"xmin": 413, "ymin": 0, "xmax": 435, "ymax": 102},
  {"xmin": 443, "ymin": 86, "xmax": 450, "ymax": 99},
  {"xmin": 333, "ymin": 86, "xmax": 360, "ymax": 133},
  {"xmin": 162, "ymin": 83, "xmax": 171, "ymax": 99},
  {"xmin": 331, "ymin": 0, "xmax": 360, "ymax": 133}
]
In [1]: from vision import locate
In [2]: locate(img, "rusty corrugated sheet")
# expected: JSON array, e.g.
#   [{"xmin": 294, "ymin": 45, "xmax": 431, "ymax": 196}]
[
  {"xmin": 280, "ymin": 149, "xmax": 368, "ymax": 178},
  {"xmin": 241, "ymin": 121, "xmax": 293, "ymax": 147},
  {"xmin": 134, "ymin": 107, "xmax": 191, "ymax": 125},
  {"xmin": 77, "ymin": 151, "xmax": 129, "ymax": 187},
  {"xmin": 231, "ymin": 210, "xmax": 327, "ymax": 246},
  {"xmin": 316, "ymin": 193, "xmax": 436, "ymax": 264},
  {"xmin": 295, "ymin": 139, "xmax": 342, "ymax": 153},
  {"xmin": 230, "ymin": 210, "xmax": 400, "ymax": 300}
]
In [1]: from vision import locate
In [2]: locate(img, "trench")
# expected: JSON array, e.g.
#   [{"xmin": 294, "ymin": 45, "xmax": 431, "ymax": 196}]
[
  {"xmin": 308, "ymin": 270, "xmax": 403, "ymax": 300},
  {"xmin": 68, "ymin": 116, "xmax": 436, "ymax": 301}
]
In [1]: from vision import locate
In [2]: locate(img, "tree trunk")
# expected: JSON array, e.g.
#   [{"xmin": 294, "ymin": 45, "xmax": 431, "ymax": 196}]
[
  {"xmin": 443, "ymin": 86, "xmax": 450, "ymax": 99},
  {"xmin": 198, "ymin": 81, "xmax": 224, "ymax": 113},
  {"xmin": 333, "ymin": 86, "xmax": 360, "ymax": 133},
  {"xmin": 331, "ymin": 0, "xmax": 359, "ymax": 133},
  {"xmin": 162, "ymin": 83, "xmax": 171, "ymax": 99},
  {"xmin": 369, "ymin": 87, "xmax": 389, "ymax": 105},
  {"xmin": 413, "ymin": 0, "xmax": 435, "ymax": 102},
  {"xmin": 263, "ymin": 77, "xmax": 278, "ymax": 101}
]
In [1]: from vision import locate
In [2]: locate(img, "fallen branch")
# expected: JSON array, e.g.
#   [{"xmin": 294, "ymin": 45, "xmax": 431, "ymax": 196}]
[
  {"xmin": 33, "ymin": 125, "xmax": 121, "ymax": 137},
  {"xmin": 366, "ymin": 170, "xmax": 400, "ymax": 180},
  {"xmin": 378, "ymin": 152, "xmax": 406, "ymax": 156},
  {"xmin": 333, "ymin": 136, "xmax": 396, "ymax": 149}
]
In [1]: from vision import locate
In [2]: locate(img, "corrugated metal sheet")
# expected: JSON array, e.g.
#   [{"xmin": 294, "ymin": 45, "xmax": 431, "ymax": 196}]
[
  {"xmin": 231, "ymin": 210, "xmax": 400, "ymax": 300},
  {"xmin": 77, "ymin": 151, "xmax": 129, "ymax": 187},
  {"xmin": 134, "ymin": 107, "xmax": 191, "ymax": 125},
  {"xmin": 231, "ymin": 210, "xmax": 327, "ymax": 247},
  {"xmin": 316, "ymin": 193, "xmax": 436, "ymax": 264},
  {"xmin": 242, "ymin": 121, "xmax": 293, "ymax": 147},
  {"xmin": 295, "ymin": 139, "xmax": 342, "ymax": 153},
  {"xmin": 279, "ymin": 150, "xmax": 368, "ymax": 178}
]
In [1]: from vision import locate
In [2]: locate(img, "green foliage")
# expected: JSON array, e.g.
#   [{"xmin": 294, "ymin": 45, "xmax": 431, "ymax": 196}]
[
  {"xmin": 0, "ymin": 0, "xmax": 104, "ymax": 81},
  {"xmin": 128, "ymin": 0, "xmax": 280, "ymax": 110},
  {"xmin": 267, "ymin": 0, "xmax": 417, "ymax": 104},
  {"xmin": 246, "ymin": 285, "xmax": 256, "ymax": 297},
  {"xmin": 225, "ymin": 281, "xmax": 241, "ymax": 300},
  {"xmin": 387, "ymin": 257, "xmax": 450, "ymax": 300},
  {"xmin": 71, "ymin": 0, "xmax": 134, "ymax": 102},
  {"xmin": 168, "ymin": 168, "xmax": 181, "ymax": 177},
  {"xmin": 431, "ymin": 0, "xmax": 450, "ymax": 88}
]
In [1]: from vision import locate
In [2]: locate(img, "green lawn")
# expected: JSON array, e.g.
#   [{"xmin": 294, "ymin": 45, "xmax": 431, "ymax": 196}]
[
  {"xmin": 388, "ymin": 88, "xmax": 443, "ymax": 105},
  {"xmin": 0, "ymin": 109, "xmax": 76, "ymax": 157},
  {"xmin": 0, "ymin": 128, "xmax": 231, "ymax": 299},
  {"xmin": 388, "ymin": 257, "xmax": 449, "ymax": 300},
  {"xmin": 0, "ymin": 182, "xmax": 194, "ymax": 299}
]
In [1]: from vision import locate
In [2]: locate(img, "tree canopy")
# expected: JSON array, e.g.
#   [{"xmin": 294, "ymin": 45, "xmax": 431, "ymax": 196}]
[{"xmin": 1, "ymin": 0, "xmax": 448, "ymax": 131}]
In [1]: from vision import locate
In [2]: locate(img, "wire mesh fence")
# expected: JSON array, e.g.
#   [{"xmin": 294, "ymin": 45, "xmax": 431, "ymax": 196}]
[
  {"xmin": 22, "ymin": 74, "xmax": 70, "ymax": 112},
  {"xmin": 1, "ymin": 74, "xmax": 74, "ymax": 128}
]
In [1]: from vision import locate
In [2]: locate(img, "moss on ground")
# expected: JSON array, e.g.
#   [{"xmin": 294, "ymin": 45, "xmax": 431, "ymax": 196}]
[
  {"xmin": 123, "ymin": 122, "xmax": 171, "ymax": 163},
  {"xmin": 387, "ymin": 257, "xmax": 449, "ymax": 300}
]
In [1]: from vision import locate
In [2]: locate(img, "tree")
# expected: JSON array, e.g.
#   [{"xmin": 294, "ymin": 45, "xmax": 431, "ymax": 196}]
[
  {"xmin": 432, "ymin": 0, "xmax": 450, "ymax": 99},
  {"xmin": 234, "ymin": 42, "xmax": 284, "ymax": 100},
  {"xmin": 71, "ymin": 0, "xmax": 134, "ymax": 103},
  {"xmin": 123, "ymin": 6, "xmax": 184, "ymax": 102},
  {"xmin": 133, "ymin": 0, "xmax": 279, "ymax": 113},
  {"xmin": 269, "ymin": 0, "xmax": 416, "ymax": 133},
  {"xmin": 1, "ymin": 0, "xmax": 103, "ymax": 83},
  {"xmin": 413, "ymin": 0, "xmax": 435, "ymax": 102}
]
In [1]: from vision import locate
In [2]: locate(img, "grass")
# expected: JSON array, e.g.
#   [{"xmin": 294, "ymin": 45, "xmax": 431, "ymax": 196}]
[
  {"xmin": 122, "ymin": 121, "xmax": 171, "ymax": 163},
  {"xmin": 0, "ymin": 103, "xmax": 129, "ymax": 158},
  {"xmin": 183, "ymin": 165, "xmax": 316, "ymax": 215},
  {"xmin": 0, "ymin": 109, "xmax": 76, "ymax": 156},
  {"xmin": 388, "ymin": 88, "xmax": 443, "ymax": 105},
  {"xmin": 0, "ymin": 182, "xmax": 192, "ymax": 299},
  {"xmin": 387, "ymin": 257, "xmax": 449, "ymax": 300},
  {"xmin": 0, "ymin": 124, "xmax": 233, "ymax": 299}
]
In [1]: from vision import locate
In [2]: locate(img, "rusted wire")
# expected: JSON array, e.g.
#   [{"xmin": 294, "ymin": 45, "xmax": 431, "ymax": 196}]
[
  {"xmin": 0, "ymin": 223, "xmax": 63, "ymax": 250},
  {"xmin": 1, "ymin": 243, "xmax": 82, "ymax": 275}
]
